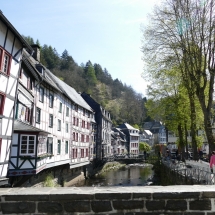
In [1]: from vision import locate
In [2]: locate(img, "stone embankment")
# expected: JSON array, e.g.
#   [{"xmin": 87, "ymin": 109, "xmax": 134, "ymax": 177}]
[{"xmin": 0, "ymin": 186, "xmax": 215, "ymax": 214}]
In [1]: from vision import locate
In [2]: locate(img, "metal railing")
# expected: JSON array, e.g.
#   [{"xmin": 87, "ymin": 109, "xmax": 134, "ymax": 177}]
[{"xmin": 162, "ymin": 159, "xmax": 214, "ymax": 185}]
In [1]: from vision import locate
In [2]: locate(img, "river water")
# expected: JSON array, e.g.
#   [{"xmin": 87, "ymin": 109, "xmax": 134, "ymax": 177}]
[{"xmin": 73, "ymin": 163, "xmax": 154, "ymax": 187}]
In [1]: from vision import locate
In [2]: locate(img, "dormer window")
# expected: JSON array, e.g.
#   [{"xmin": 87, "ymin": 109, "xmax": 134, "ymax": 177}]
[{"xmin": 36, "ymin": 64, "xmax": 44, "ymax": 75}]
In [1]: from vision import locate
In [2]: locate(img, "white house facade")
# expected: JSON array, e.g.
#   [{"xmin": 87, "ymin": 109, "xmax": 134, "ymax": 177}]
[{"xmin": 0, "ymin": 12, "xmax": 33, "ymax": 185}]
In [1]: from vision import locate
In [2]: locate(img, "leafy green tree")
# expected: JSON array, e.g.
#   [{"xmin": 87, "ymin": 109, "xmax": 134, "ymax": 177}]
[
  {"xmin": 139, "ymin": 142, "xmax": 151, "ymax": 152},
  {"xmin": 133, "ymin": 124, "xmax": 139, "ymax": 129},
  {"xmin": 141, "ymin": 0, "xmax": 214, "ymax": 156}
]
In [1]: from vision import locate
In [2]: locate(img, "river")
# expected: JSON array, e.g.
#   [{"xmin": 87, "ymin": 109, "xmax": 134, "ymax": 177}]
[{"xmin": 72, "ymin": 163, "xmax": 154, "ymax": 187}]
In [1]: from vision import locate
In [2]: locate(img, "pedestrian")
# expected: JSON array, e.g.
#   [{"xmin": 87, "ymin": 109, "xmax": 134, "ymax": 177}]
[{"xmin": 210, "ymin": 151, "xmax": 215, "ymax": 173}]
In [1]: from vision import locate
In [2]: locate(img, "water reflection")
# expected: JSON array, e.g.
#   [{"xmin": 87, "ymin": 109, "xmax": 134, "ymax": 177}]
[{"xmin": 73, "ymin": 163, "xmax": 154, "ymax": 187}]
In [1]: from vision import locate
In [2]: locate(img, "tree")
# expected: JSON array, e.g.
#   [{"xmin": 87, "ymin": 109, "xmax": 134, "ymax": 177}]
[
  {"xmin": 84, "ymin": 61, "xmax": 97, "ymax": 86},
  {"xmin": 22, "ymin": 35, "xmax": 34, "ymax": 45},
  {"xmin": 139, "ymin": 142, "xmax": 151, "ymax": 152},
  {"xmin": 60, "ymin": 49, "xmax": 75, "ymax": 70},
  {"xmin": 142, "ymin": 0, "xmax": 215, "ymax": 155}
]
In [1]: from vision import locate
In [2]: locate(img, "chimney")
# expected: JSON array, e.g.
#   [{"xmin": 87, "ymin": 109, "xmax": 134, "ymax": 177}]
[{"xmin": 31, "ymin": 44, "xmax": 41, "ymax": 62}]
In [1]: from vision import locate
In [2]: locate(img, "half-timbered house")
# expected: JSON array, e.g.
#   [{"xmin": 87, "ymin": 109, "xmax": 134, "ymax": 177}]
[
  {"xmin": 117, "ymin": 123, "xmax": 139, "ymax": 156},
  {"xmin": 111, "ymin": 127, "xmax": 127, "ymax": 155},
  {"xmin": 81, "ymin": 92, "xmax": 112, "ymax": 160},
  {"xmin": 46, "ymin": 71, "xmax": 94, "ymax": 169},
  {"xmin": 0, "ymin": 12, "xmax": 33, "ymax": 185},
  {"xmin": 9, "ymin": 45, "xmax": 95, "ymax": 183}
]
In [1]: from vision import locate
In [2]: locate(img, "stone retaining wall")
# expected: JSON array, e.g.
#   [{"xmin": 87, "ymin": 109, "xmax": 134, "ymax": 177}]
[{"xmin": 0, "ymin": 186, "xmax": 215, "ymax": 214}]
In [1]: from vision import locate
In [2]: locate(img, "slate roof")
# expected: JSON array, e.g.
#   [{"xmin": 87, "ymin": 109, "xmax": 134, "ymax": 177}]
[
  {"xmin": 23, "ymin": 49, "xmax": 62, "ymax": 92},
  {"xmin": 0, "ymin": 11, "xmax": 33, "ymax": 52},
  {"xmin": 14, "ymin": 120, "xmax": 50, "ymax": 134},
  {"xmin": 144, "ymin": 130, "xmax": 152, "ymax": 135},
  {"xmin": 143, "ymin": 121, "xmax": 162, "ymax": 130},
  {"xmin": 46, "ymin": 70, "xmax": 93, "ymax": 112},
  {"xmin": 118, "ymin": 123, "xmax": 139, "ymax": 131}
]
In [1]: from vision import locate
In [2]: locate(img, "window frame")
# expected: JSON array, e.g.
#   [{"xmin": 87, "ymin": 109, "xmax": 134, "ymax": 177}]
[
  {"xmin": 66, "ymin": 122, "xmax": 69, "ymax": 133},
  {"xmin": 0, "ymin": 47, "xmax": 12, "ymax": 76},
  {"xmin": 57, "ymin": 119, "xmax": 61, "ymax": 131},
  {"xmin": 59, "ymin": 102, "xmax": 62, "ymax": 113},
  {"xmin": 0, "ymin": 93, "xmax": 6, "ymax": 115},
  {"xmin": 65, "ymin": 140, "xmax": 69, "ymax": 154},
  {"xmin": 57, "ymin": 139, "xmax": 61, "ymax": 154},
  {"xmin": 39, "ymin": 87, "xmax": 44, "ymax": 103},
  {"xmin": 49, "ymin": 93, "xmax": 54, "ymax": 108},
  {"xmin": 66, "ymin": 107, "xmax": 69, "ymax": 116},
  {"xmin": 49, "ymin": 114, "xmax": 53, "ymax": 128},
  {"xmin": 47, "ymin": 137, "xmax": 53, "ymax": 154},
  {"xmin": 38, "ymin": 137, "xmax": 47, "ymax": 155},
  {"xmin": 20, "ymin": 135, "xmax": 36, "ymax": 156},
  {"xmin": 36, "ymin": 107, "xmax": 41, "ymax": 123},
  {"xmin": 74, "ymin": 104, "xmax": 78, "ymax": 112}
]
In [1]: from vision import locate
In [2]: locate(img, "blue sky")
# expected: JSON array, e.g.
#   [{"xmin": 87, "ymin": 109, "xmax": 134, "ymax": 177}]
[{"xmin": 1, "ymin": 0, "xmax": 157, "ymax": 96}]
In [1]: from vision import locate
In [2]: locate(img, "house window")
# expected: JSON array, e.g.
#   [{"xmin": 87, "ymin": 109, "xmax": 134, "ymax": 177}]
[
  {"xmin": 66, "ymin": 107, "xmax": 69, "ymax": 116},
  {"xmin": 49, "ymin": 93, "xmax": 54, "ymax": 108},
  {"xmin": 59, "ymin": 102, "xmax": 62, "ymax": 113},
  {"xmin": 81, "ymin": 149, "xmax": 84, "ymax": 158},
  {"xmin": 74, "ymin": 104, "xmax": 78, "ymax": 112},
  {"xmin": 81, "ymin": 134, "xmax": 84, "ymax": 142},
  {"xmin": 83, "ymin": 109, "xmax": 85, "ymax": 116},
  {"xmin": 0, "ymin": 48, "xmax": 11, "ymax": 75},
  {"xmin": 76, "ymin": 133, "xmax": 78, "ymax": 142},
  {"xmin": 76, "ymin": 118, "xmax": 79, "ymax": 127},
  {"xmin": 86, "ymin": 148, "xmax": 88, "ymax": 157},
  {"xmin": 47, "ymin": 137, "xmax": 53, "ymax": 154},
  {"xmin": 49, "ymin": 114, "xmax": 53, "ymax": 127},
  {"xmin": 38, "ymin": 136, "xmax": 47, "ymax": 155},
  {"xmin": 87, "ymin": 122, "xmax": 90, "ymax": 129},
  {"xmin": 73, "ymin": 132, "xmax": 75, "ymax": 141},
  {"xmin": 57, "ymin": 119, "xmax": 61, "ymax": 131},
  {"xmin": 82, "ymin": 120, "xmax": 85, "ymax": 128},
  {"xmin": 25, "ymin": 107, "xmax": 31, "ymax": 123},
  {"xmin": 57, "ymin": 140, "xmax": 61, "ymax": 154},
  {"xmin": 20, "ymin": 135, "xmax": 36, "ymax": 155},
  {"xmin": 65, "ymin": 140, "xmax": 69, "ymax": 154},
  {"xmin": 16, "ymin": 103, "xmax": 32, "ymax": 123},
  {"xmin": 0, "ymin": 93, "xmax": 5, "ymax": 115},
  {"xmin": 86, "ymin": 135, "xmax": 89, "ymax": 142},
  {"xmin": 39, "ymin": 87, "xmax": 44, "ymax": 103},
  {"xmin": 72, "ymin": 149, "xmax": 75, "ymax": 158},
  {"xmin": 73, "ymin": 117, "xmax": 76, "ymax": 125},
  {"xmin": 66, "ymin": 123, "xmax": 69, "ymax": 133},
  {"xmin": 36, "ymin": 108, "xmax": 41, "ymax": 123}
]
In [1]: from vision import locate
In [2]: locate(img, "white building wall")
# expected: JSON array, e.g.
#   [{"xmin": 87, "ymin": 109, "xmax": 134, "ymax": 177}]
[{"xmin": 0, "ymin": 19, "xmax": 23, "ymax": 180}]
